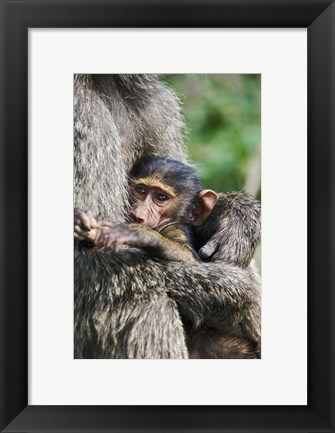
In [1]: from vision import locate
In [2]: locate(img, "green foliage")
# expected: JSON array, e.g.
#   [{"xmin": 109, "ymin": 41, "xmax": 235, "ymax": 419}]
[{"xmin": 162, "ymin": 75, "xmax": 261, "ymax": 197}]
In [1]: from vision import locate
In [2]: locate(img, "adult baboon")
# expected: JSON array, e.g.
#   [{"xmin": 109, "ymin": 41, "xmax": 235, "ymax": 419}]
[{"xmin": 74, "ymin": 74, "xmax": 261, "ymax": 359}]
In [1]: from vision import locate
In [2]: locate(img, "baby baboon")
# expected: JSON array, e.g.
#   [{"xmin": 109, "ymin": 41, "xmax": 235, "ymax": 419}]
[
  {"xmin": 75, "ymin": 155, "xmax": 261, "ymax": 358},
  {"xmin": 75, "ymin": 156, "xmax": 218, "ymax": 262},
  {"xmin": 74, "ymin": 74, "xmax": 261, "ymax": 359}
]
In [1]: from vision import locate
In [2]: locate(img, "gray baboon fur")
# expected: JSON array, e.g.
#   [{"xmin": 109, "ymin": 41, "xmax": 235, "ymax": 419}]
[
  {"xmin": 74, "ymin": 74, "xmax": 261, "ymax": 359},
  {"xmin": 74, "ymin": 74, "xmax": 186, "ymax": 222},
  {"xmin": 196, "ymin": 191, "xmax": 261, "ymax": 267}
]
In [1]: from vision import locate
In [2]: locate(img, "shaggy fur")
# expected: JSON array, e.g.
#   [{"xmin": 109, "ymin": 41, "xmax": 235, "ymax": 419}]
[
  {"xmin": 74, "ymin": 74, "xmax": 186, "ymax": 221},
  {"xmin": 195, "ymin": 191, "xmax": 261, "ymax": 267},
  {"xmin": 74, "ymin": 74, "xmax": 261, "ymax": 359},
  {"xmin": 74, "ymin": 247, "xmax": 261, "ymax": 358}
]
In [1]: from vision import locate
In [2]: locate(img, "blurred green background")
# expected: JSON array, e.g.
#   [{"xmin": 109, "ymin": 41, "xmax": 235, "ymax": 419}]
[{"xmin": 162, "ymin": 75, "xmax": 261, "ymax": 200}]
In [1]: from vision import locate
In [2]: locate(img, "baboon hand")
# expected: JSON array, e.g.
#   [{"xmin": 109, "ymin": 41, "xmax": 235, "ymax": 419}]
[
  {"xmin": 198, "ymin": 235, "xmax": 220, "ymax": 260},
  {"xmin": 198, "ymin": 192, "xmax": 261, "ymax": 266},
  {"xmin": 199, "ymin": 230, "xmax": 253, "ymax": 266},
  {"xmin": 74, "ymin": 208, "xmax": 100, "ymax": 242},
  {"xmin": 94, "ymin": 224, "xmax": 142, "ymax": 251},
  {"xmin": 199, "ymin": 232, "xmax": 224, "ymax": 262}
]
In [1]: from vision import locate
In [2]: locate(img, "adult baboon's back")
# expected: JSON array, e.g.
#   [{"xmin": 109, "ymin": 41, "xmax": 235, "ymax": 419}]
[{"xmin": 74, "ymin": 74, "xmax": 261, "ymax": 359}]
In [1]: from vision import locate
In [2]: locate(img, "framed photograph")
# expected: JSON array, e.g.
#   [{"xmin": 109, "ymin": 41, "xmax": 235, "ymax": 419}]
[
  {"xmin": 30, "ymin": 31, "xmax": 304, "ymax": 407},
  {"xmin": 1, "ymin": 1, "xmax": 334, "ymax": 432},
  {"xmin": 73, "ymin": 72, "xmax": 262, "ymax": 363}
]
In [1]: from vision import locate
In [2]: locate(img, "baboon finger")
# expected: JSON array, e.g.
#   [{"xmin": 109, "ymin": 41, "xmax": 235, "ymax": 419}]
[
  {"xmin": 75, "ymin": 209, "xmax": 91, "ymax": 231},
  {"xmin": 74, "ymin": 232, "xmax": 87, "ymax": 241},
  {"xmin": 86, "ymin": 210, "xmax": 98, "ymax": 228},
  {"xmin": 74, "ymin": 213, "xmax": 86, "ymax": 228},
  {"xmin": 107, "ymin": 240, "xmax": 120, "ymax": 252},
  {"xmin": 99, "ymin": 221, "xmax": 113, "ymax": 228},
  {"xmin": 211, "ymin": 250, "xmax": 226, "ymax": 262},
  {"xmin": 100, "ymin": 234, "xmax": 112, "ymax": 249},
  {"xmin": 199, "ymin": 240, "xmax": 219, "ymax": 260},
  {"xmin": 74, "ymin": 224, "xmax": 90, "ymax": 237},
  {"xmin": 86, "ymin": 229, "xmax": 97, "ymax": 242},
  {"xmin": 94, "ymin": 230, "xmax": 105, "ymax": 247}
]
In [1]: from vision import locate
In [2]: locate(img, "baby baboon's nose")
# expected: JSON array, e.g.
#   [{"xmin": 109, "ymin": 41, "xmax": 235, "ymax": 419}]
[{"xmin": 130, "ymin": 211, "xmax": 145, "ymax": 224}]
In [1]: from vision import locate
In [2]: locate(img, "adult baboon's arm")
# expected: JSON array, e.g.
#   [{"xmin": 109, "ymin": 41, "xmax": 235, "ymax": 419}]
[
  {"xmin": 165, "ymin": 260, "xmax": 261, "ymax": 342},
  {"xmin": 75, "ymin": 247, "xmax": 261, "ymax": 354}
]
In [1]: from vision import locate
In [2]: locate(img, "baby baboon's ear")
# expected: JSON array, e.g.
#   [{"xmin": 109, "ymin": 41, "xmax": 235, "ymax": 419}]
[{"xmin": 192, "ymin": 190, "xmax": 219, "ymax": 226}]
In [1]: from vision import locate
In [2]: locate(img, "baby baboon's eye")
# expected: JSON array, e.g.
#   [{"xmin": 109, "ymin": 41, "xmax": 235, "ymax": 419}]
[
  {"xmin": 156, "ymin": 193, "xmax": 168, "ymax": 202},
  {"xmin": 135, "ymin": 186, "xmax": 146, "ymax": 195}
]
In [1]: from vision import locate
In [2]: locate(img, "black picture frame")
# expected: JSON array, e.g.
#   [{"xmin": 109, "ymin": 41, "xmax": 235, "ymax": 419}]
[{"xmin": 1, "ymin": 1, "xmax": 334, "ymax": 432}]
